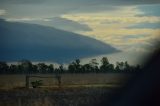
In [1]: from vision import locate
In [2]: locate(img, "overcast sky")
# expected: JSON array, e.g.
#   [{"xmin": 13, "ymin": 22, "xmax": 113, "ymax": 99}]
[{"xmin": 0, "ymin": 0, "xmax": 160, "ymax": 55}]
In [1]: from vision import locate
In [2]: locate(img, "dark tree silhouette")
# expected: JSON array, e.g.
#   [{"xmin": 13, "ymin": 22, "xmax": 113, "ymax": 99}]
[
  {"xmin": 68, "ymin": 59, "xmax": 82, "ymax": 73},
  {"xmin": 0, "ymin": 61, "xmax": 9, "ymax": 74},
  {"xmin": 100, "ymin": 57, "xmax": 114, "ymax": 73},
  {"xmin": 0, "ymin": 57, "xmax": 141, "ymax": 74},
  {"xmin": 18, "ymin": 60, "xmax": 33, "ymax": 74},
  {"xmin": 81, "ymin": 64, "xmax": 92, "ymax": 73},
  {"xmin": 9, "ymin": 64, "xmax": 18, "ymax": 74},
  {"xmin": 48, "ymin": 64, "xmax": 54, "ymax": 73},
  {"xmin": 37, "ymin": 63, "xmax": 49, "ymax": 74},
  {"xmin": 89, "ymin": 59, "xmax": 99, "ymax": 73}
]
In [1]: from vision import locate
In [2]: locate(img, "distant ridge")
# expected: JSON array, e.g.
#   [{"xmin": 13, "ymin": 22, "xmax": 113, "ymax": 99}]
[{"xmin": 0, "ymin": 19, "xmax": 119, "ymax": 63}]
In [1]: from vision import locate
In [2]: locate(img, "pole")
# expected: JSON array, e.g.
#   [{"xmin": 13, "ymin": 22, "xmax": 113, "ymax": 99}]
[{"xmin": 26, "ymin": 75, "xmax": 29, "ymax": 89}]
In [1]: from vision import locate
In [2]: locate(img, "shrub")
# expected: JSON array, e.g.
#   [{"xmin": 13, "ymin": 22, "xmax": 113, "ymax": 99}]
[{"xmin": 31, "ymin": 80, "xmax": 43, "ymax": 88}]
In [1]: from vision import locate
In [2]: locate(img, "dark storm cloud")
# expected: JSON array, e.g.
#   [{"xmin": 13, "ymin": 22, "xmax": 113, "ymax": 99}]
[{"xmin": 0, "ymin": 19, "xmax": 118, "ymax": 63}]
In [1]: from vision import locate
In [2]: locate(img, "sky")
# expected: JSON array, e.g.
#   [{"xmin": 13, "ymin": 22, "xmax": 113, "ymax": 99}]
[{"xmin": 0, "ymin": 0, "xmax": 160, "ymax": 64}]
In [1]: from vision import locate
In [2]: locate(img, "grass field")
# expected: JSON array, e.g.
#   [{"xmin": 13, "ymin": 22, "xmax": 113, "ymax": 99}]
[
  {"xmin": 0, "ymin": 73, "xmax": 133, "ymax": 106},
  {"xmin": 0, "ymin": 86, "xmax": 120, "ymax": 106},
  {"xmin": 0, "ymin": 73, "xmax": 132, "ymax": 89}
]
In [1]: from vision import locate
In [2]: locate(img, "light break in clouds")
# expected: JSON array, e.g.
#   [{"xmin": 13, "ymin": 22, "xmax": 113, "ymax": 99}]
[{"xmin": 0, "ymin": 9, "xmax": 6, "ymax": 15}]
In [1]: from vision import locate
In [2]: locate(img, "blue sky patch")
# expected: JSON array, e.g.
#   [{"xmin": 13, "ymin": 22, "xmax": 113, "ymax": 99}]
[{"xmin": 137, "ymin": 4, "xmax": 160, "ymax": 16}]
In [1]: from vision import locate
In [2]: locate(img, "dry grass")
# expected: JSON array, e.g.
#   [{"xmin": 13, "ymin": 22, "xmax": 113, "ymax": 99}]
[
  {"xmin": 0, "ymin": 73, "xmax": 132, "ymax": 106},
  {"xmin": 0, "ymin": 86, "xmax": 118, "ymax": 106},
  {"xmin": 0, "ymin": 73, "xmax": 131, "ymax": 89}
]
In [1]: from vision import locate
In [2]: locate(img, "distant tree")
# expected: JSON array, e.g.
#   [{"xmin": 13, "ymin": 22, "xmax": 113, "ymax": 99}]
[
  {"xmin": 101, "ymin": 57, "xmax": 109, "ymax": 65},
  {"xmin": 32, "ymin": 64, "xmax": 38, "ymax": 73},
  {"xmin": 107, "ymin": 64, "xmax": 114, "ymax": 72},
  {"xmin": 9, "ymin": 64, "xmax": 19, "ymax": 74},
  {"xmin": 48, "ymin": 64, "xmax": 54, "ymax": 73},
  {"xmin": 0, "ymin": 61, "xmax": 9, "ymax": 74},
  {"xmin": 0, "ymin": 59, "xmax": 142, "ymax": 74},
  {"xmin": 89, "ymin": 59, "xmax": 99, "ymax": 73},
  {"xmin": 81, "ymin": 63, "xmax": 92, "ymax": 73},
  {"xmin": 37, "ymin": 63, "xmax": 48, "ymax": 74},
  {"xmin": 115, "ymin": 62, "xmax": 125, "ymax": 72},
  {"xmin": 124, "ymin": 61, "xmax": 131, "ymax": 72},
  {"xmin": 68, "ymin": 64, "xmax": 75, "ymax": 73},
  {"xmin": 100, "ymin": 57, "xmax": 114, "ymax": 72},
  {"xmin": 68, "ymin": 59, "xmax": 82, "ymax": 73},
  {"xmin": 115, "ymin": 61, "xmax": 140, "ymax": 73},
  {"xmin": 115, "ymin": 63, "xmax": 120, "ymax": 72},
  {"xmin": 18, "ymin": 60, "xmax": 33, "ymax": 74},
  {"xmin": 74, "ymin": 59, "xmax": 81, "ymax": 73},
  {"xmin": 115, "ymin": 61, "xmax": 129, "ymax": 72},
  {"xmin": 58, "ymin": 65, "xmax": 64, "ymax": 73}
]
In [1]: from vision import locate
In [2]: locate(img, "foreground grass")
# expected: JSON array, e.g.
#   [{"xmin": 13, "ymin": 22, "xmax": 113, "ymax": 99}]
[
  {"xmin": 0, "ymin": 73, "xmax": 129, "ymax": 106},
  {"xmin": 0, "ymin": 86, "xmax": 119, "ymax": 106}
]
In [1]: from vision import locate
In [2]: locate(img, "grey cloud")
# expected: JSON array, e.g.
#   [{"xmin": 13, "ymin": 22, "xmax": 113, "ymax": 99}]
[
  {"xmin": 0, "ymin": 0, "xmax": 160, "ymax": 25},
  {"xmin": 0, "ymin": 0, "xmax": 45, "ymax": 4},
  {"xmin": 2, "ymin": 5, "xmax": 74, "ymax": 18},
  {"xmin": 47, "ymin": 17, "xmax": 92, "ymax": 32},
  {"xmin": 9, "ymin": 17, "xmax": 92, "ymax": 32},
  {"xmin": 0, "ymin": 2, "xmax": 118, "ymax": 18},
  {"xmin": 0, "ymin": 0, "xmax": 160, "ymax": 5}
]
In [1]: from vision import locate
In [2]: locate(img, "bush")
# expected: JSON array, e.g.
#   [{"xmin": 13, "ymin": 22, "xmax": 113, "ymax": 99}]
[{"xmin": 31, "ymin": 80, "xmax": 43, "ymax": 88}]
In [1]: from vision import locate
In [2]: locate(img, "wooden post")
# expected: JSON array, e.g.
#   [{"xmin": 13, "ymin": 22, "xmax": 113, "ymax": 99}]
[{"xmin": 26, "ymin": 75, "xmax": 29, "ymax": 89}]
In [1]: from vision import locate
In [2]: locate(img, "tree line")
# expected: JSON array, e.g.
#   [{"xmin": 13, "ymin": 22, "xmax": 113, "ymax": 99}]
[{"xmin": 0, "ymin": 57, "xmax": 142, "ymax": 74}]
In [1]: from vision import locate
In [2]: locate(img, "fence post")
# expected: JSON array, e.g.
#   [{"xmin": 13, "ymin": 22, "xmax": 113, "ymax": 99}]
[{"xmin": 26, "ymin": 75, "xmax": 29, "ymax": 89}]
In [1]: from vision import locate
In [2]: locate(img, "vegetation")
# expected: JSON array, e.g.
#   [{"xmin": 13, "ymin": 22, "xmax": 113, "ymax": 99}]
[
  {"xmin": 0, "ymin": 57, "xmax": 142, "ymax": 74},
  {"xmin": 0, "ymin": 86, "xmax": 117, "ymax": 106},
  {"xmin": 31, "ymin": 80, "xmax": 43, "ymax": 88}
]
